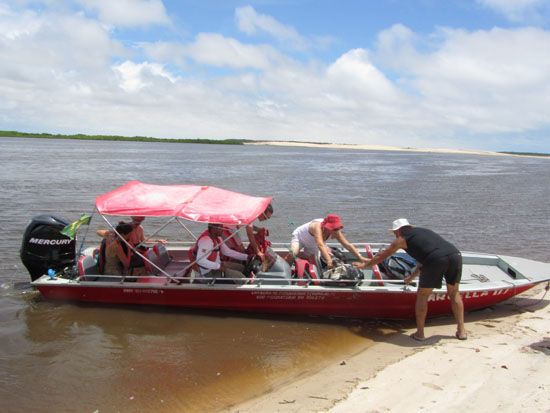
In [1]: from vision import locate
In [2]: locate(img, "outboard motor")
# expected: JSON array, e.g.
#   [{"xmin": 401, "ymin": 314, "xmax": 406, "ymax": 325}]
[{"xmin": 20, "ymin": 215, "xmax": 76, "ymax": 281}]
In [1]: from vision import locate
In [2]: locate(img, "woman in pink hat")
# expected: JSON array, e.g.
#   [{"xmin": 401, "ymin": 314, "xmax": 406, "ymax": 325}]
[{"xmin": 289, "ymin": 214, "xmax": 367, "ymax": 267}]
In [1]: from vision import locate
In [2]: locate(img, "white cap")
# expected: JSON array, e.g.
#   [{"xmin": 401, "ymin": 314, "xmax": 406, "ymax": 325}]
[{"xmin": 390, "ymin": 218, "xmax": 411, "ymax": 231}]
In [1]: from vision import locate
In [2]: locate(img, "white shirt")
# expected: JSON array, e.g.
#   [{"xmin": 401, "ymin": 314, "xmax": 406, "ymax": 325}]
[
  {"xmin": 291, "ymin": 218, "xmax": 323, "ymax": 256},
  {"xmin": 196, "ymin": 235, "xmax": 247, "ymax": 275}
]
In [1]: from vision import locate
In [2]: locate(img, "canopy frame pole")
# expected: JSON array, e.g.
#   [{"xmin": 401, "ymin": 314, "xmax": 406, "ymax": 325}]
[
  {"xmin": 96, "ymin": 213, "xmax": 179, "ymax": 282},
  {"xmin": 174, "ymin": 225, "xmax": 247, "ymax": 278},
  {"xmin": 174, "ymin": 217, "xmax": 199, "ymax": 241},
  {"xmin": 135, "ymin": 216, "xmax": 176, "ymax": 247}
]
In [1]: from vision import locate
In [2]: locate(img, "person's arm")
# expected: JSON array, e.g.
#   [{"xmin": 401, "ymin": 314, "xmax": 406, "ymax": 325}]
[
  {"xmin": 96, "ymin": 229, "xmax": 110, "ymax": 238},
  {"xmin": 195, "ymin": 238, "xmax": 220, "ymax": 271},
  {"xmin": 136, "ymin": 226, "xmax": 168, "ymax": 244},
  {"xmin": 115, "ymin": 241, "xmax": 132, "ymax": 269},
  {"xmin": 312, "ymin": 222, "xmax": 334, "ymax": 267},
  {"xmin": 246, "ymin": 224, "xmax": 265, "ymax": 261},
  {"xmin": 220, "ymin": 243, "xmax": 248, "ymax": 262},
  {"xmin": 144, "ymin": 236, "xmax": 168, "ymax": 244},
  {"xmin": 354, "ymin": 237, "xmax": 406, "ymax": 269},
  {"xmin": 136, "ymin": 226, "xmax": 145, "ymax": 242},
  {"xmin": 404, "ymin": 264, "xmax": 422, "ymax": 284},
  {"xmin": 334, "ymin": 231, "xmax": 367, "ymax": 261}
]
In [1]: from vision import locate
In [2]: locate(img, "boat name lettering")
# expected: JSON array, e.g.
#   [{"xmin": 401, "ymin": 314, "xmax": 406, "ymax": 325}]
[
  {"xmin": 251, "ymin": 291, "xmax": 326, "ymax": 301},
  {"xmin": 29, "ymin": 237, "xmax": 72, "ymax": 245},
  {"xmin": 428, "ymin": 289, "xmax": 506, "ymax": 302},
  {"xmin": 122, "ymin": 288, "xmax": 163, "ymax": 294}
]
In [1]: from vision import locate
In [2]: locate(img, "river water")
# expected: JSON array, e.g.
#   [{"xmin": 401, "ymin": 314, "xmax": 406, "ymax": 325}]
[{"xmin": 1, "ymin": 137, "xmax": 549, "ymax": 412}]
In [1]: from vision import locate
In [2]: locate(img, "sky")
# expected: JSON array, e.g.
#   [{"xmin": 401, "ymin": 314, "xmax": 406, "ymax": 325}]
[{"xmin": 1, "ymin": 0, "xmax": 550, "ymax": 152}]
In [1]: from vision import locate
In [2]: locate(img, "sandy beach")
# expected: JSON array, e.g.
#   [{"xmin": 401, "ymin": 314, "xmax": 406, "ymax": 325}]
[
  {"xmin": 244, "ymin": 141, "xmax": 543, "ymax": 158},
  {"xmin": 231, "ymin": 283, "xmax": 550, "ymax": 412}
]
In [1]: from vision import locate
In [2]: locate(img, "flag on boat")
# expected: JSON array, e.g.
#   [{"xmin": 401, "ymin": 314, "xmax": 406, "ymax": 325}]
[{"xmin": 60, "ymin": 214, "xmax": 92, "ymax": 239}]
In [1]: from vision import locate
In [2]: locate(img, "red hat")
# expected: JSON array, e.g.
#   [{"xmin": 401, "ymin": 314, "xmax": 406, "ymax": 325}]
[{"xmin": 322, "ymin": 214, "xmax": 343, "ymax": 231}]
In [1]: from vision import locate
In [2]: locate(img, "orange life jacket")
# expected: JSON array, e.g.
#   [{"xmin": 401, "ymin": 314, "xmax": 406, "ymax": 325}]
[
  {"xmin": 188, "ymin": 230, "xmax": 221, "ymax": 271},
  {"xmin": 245, "ymin": 227, "xmax": 271, "ymax": 256},
  {"xmin": 221, "ymin": 227, "xmax": 244, "ymax": 252}
]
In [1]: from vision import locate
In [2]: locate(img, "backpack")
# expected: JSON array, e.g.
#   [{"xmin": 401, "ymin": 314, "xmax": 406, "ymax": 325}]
[
  {"xmin": 320, "ymin": 247, "xmax": 363, "ymax": 283},
  {"xmin": 379, "ymin": 254, "xmax": 417, "ymax": 279}
]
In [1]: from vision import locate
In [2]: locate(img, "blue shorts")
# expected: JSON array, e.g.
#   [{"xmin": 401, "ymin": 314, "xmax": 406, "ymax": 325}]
[{"xmin": 419, "ymin": 252, "xmax": 462, "ymax": 289}]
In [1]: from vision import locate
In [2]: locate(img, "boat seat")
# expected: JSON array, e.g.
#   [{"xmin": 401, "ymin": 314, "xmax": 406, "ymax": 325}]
[
  {"xmin": 153, "ymin": 243, "xmax": 172, "ymax": 267},
  {"xmin": 145, "ymin": 249, "xmax": 162, "ymax": 275},
  {"xmin": 78, "ymin": 255, "xmax": 99, "ymax": 276}
]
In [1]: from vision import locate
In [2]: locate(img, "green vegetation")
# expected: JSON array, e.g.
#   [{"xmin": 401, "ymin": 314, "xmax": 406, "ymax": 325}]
[
  {"xmin": 499, "ymin": 151, "xmax": 550, "ymax": 157},
  {"xmin": 0, "ymin": 130, "xmax": 246, "ymax": 145}
]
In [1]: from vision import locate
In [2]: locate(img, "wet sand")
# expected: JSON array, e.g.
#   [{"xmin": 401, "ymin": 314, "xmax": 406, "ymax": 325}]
[{"xmin": 231, "ymin": 284, "xmax": 550, "ymax": 412}]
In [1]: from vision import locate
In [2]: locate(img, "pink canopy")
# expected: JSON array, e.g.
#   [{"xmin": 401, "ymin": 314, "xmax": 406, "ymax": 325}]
[{"xmin": 95, "ymin": 181, "xmax": 272, "ymax": 225}]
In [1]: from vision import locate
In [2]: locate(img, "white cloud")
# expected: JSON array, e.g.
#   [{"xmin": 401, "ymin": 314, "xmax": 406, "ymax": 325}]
[
  {"xmin": 477, "ymin": 0, "xmax": 549, "ymax": 22},
  {"xmin": 139, "ymin": 32, "xmax": 289, "ymax": 71},
  {"xmin": 375, "ymin": 25, "xmax": 550, "ymax": 135},
  {"xmin": 327, "ymin": 49, "xmax": 402, "ymax": 102},
  {"xmin": 112, "ymin": 61, "xmax": 175, "ymax": 92},
  {"xmin": 235, "ymin": 5, "xmax": 308, "ymax": 50},
  {"xmin": 78, "ymin": 0, "xmax": 170, "ymax": 27},
  {"xmin": 183, "ymin": 33, "xmax": 278, "ymax": 69},
  {"xmin": 1, "ymin": 2, "xmax": 550, "ymax": 151},
  {"xmin": 0, "ymin": 6, "xmax": 125, "ymax": 75}
]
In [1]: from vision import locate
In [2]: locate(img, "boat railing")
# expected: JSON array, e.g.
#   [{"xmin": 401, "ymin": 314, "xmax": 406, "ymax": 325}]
[
  {"xmin": 115, "ymin": 241, "xmax": 388, "ymax": 252},
  {"xmin": 74, "ymin": 273, "xmax": 411, "ymax": 288}
]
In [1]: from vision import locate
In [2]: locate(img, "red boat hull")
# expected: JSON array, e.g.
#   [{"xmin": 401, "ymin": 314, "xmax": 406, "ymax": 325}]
[{"xmin": 35, "ymin": 282, "xmax": 537, "ymax": 319}]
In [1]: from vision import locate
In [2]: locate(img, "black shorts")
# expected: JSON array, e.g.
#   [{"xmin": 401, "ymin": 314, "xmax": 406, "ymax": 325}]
[{"xmin": 419, "ymin": 252, "xmax": 462, "ymax": 289}]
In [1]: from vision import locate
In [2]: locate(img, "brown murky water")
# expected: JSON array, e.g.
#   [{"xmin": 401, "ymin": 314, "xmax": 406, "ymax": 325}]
[
  {"xmin": 5, "ymin": 292, "xmax": 387, "ymax": 412},
  {"xmin": 1, "ymin": 138, "xmax": 549, "ymax": 412}
]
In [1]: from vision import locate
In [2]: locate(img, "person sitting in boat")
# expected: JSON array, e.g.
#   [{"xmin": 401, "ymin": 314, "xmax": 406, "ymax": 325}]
[
  {"xmin": 125, "ymin": 216, "xmax": 168, "ymax": 271},
  {"xmin": 288, "ymin": 214, "xmax": 367, "ymax": 268},
  {"xmin": 219, "ymin": 204, "xmax": 274, "ymax": 271},
  {"xmin": 221, "ymin": 225, "xmax": 246, "ymax": 254},
  {"xmin": 128, "ymin": 216, "xmax": 167, "ymax": 246},
  {"xmin": 101, "ymin": 222, "xmax": 147, "ymax": 276},
  {"xmin": 193, "ymin": 223, "xmax": 249, "ymax": 281},
  {"xmin": 355, "ymin": 218, "xmax": 466, "ymax": 341},
  {"xmin": 244, "ymin": 203, "xmax": 273, "ymax": 262}
]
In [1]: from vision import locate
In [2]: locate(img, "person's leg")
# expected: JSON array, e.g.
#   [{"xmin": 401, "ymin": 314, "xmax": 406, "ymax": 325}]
[
  {"xmin": 198, "ymin": 269, "xmax": 222, "ymax": 284},
  {"xmin": 286, "ymin": 241, "xmax": 301, "ymax": 264},
  {"xmin": 222, "ymin": 261, "xmax": 246, "ymax": 284},
  {"xmin": 447, "ymin": 283, "xmax": 466, "ymax": 339},
  {"xmin": 444, "ymin": 253, "xmax": 466, "ymax": 339},
  {"xmin": 224, "ymin": 261, "xmax": 245, "ymax": 275},
  {"xmin": 412, "ymin": 288, "xmax": 433, "ymax": 339},
  {"xmin": 412, "ymin": 258, "xmax": 444, "ymax": 340}
]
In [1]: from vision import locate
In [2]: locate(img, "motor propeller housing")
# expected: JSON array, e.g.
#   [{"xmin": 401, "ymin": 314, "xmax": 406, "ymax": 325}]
[{"xmin": 20, "ymin": 215, "xmax": 76, "ymax": 281}]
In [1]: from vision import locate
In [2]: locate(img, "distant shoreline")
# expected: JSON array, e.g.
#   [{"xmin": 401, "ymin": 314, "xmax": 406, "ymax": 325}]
[
  {"xmin": 0, "ymin": 130, "xmax": 244, "ymax": 145},
  {"xmin": 245, "ymin": 140, "xmax": 502, "ymax": 157},
  {"xmin": 2, "ymin": 130, "xmax": 548, "ymax": 158}
]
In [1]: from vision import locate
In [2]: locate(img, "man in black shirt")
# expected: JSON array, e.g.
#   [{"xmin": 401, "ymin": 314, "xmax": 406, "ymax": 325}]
[{"xmin": 356, "ymin": 218, "xmax": 466, "ymax": 341}]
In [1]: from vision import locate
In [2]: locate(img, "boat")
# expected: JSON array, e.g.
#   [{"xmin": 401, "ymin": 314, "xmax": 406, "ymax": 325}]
[{"xmin": 21, "ymin": 181, "xmax": 550, "ymax": 319}]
